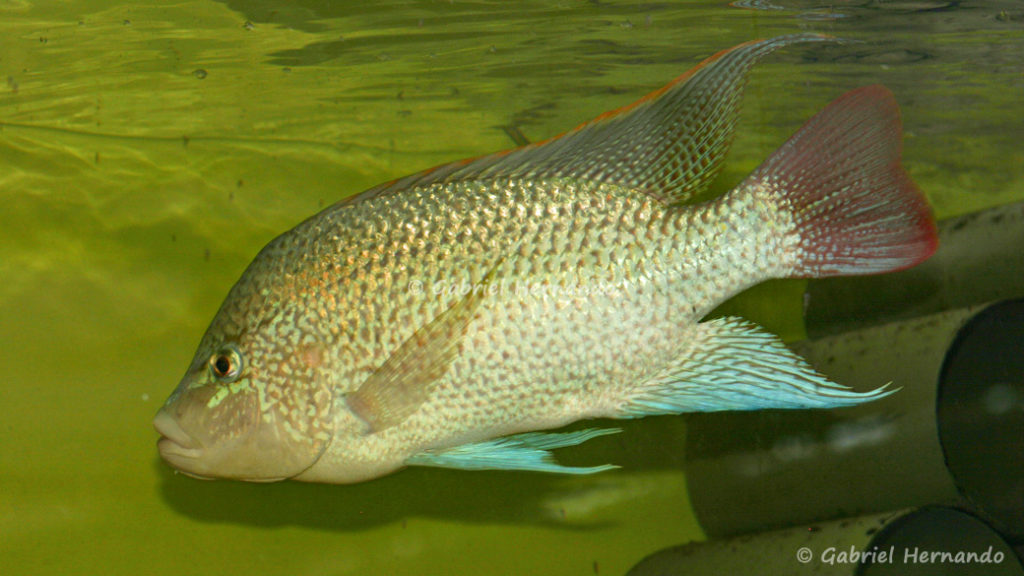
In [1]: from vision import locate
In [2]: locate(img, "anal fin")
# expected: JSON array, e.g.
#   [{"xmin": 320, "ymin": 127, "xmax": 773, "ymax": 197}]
[
  {"xmin": 618, "ymin": 316, "xmax": 894, "ymax": 416},
  {"xmin": 406, "ymin": 428, "xmax": 621, "ymax": 475}
]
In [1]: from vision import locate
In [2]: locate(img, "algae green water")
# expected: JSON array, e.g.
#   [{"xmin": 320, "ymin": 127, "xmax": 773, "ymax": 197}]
[{"xmin": 1, "ymin": 1, "xmax": 1021, "ymax": 575}]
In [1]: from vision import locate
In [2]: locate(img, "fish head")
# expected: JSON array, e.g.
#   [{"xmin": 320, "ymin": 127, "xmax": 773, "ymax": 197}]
[{"xmin": 154, "ymin": 287, "xmax": 335, "ymax": 482}]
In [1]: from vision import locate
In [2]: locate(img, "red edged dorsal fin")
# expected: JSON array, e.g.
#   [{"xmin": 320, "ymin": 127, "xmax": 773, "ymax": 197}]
[{"xmin": 346, "ymin": 34, "xmax": 838, "ymax": 206}]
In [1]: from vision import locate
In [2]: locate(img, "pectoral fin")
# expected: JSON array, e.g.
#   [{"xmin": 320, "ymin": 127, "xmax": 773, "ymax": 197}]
[
  {"xmin": 345, "ymin": 268, "xmax": 500, "ymax": 433},
  {"xmin": 406, "ymin": 428, "xmax": 621, "ymax": 475},
  {"xmin": 618, "ymin": 316, "xmax": 895, "ymax": 416}
]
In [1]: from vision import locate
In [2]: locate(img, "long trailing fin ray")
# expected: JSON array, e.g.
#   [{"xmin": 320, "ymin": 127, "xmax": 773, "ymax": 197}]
[
  {"xmin": 744, "ymin": 84, "xmax": 938, "ymax": 277},
  {"xmin": 345, "ymin": 263, "xmax": 503, "ymax": 433},
  {"xmin": 616, "ymin": 317, "xmax": 895, "ymax": 416},
  {"xmin": 406, "ymin": 428, "xmax": 621, "ymax": 474},
  {"xmin": 496, "ymin": 33, "xmax": 837, "ymax": 202},
  {"xmin": 345, "ymin": 34, "xmax": 838, "ymax": 207}
]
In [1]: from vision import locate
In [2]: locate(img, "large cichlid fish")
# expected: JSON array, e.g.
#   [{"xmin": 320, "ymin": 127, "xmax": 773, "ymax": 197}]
[{"xmin": 154, "ymin": 34, "xmax": 937, "ymax": 483}]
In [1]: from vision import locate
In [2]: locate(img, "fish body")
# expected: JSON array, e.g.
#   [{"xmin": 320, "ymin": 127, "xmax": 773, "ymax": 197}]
[{"xmin": 154, "ymin": 34, "xmax": 937, "ymax": 483}]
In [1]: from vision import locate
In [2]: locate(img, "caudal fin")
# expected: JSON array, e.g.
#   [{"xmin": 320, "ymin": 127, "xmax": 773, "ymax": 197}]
[{"xmin": 744, "ymin": 85, "xmax": 938, "ymax": 277}]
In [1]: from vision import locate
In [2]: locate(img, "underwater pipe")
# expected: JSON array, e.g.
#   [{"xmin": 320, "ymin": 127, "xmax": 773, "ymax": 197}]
[
  {"xmin": 803, "ymin": 200, "xmax": 1024, "ymax": 337},
  {"xmin": 681, "ymin": 299, "xmax": 1024, "ymax": 540},
  {"xmin": 626, "ymin": 506, "xmax": 1024, "ymax": 576}
]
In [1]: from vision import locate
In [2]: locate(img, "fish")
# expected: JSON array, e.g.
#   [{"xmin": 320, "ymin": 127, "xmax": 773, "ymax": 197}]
[{"xmin": 153, "ymin": 34, "xmax": 938, "ymax": 483}]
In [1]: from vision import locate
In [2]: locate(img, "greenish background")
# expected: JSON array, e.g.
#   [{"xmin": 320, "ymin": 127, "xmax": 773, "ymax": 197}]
[{"xmin": 1, "ymin": 1, "xmax": 1021, "ymax": 575}]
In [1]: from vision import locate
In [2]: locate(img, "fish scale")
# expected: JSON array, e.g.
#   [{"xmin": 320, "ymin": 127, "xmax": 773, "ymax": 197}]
[
  {"xmin": 154, "ymin": 35, "xmax": 937, "ymax": 483},
  {"xmin": 318, "ymin": 177, "xmax": 677, "ymax": 385},
  {"xmin": 284, "ymin": 177, "xmax": 796, "ymax": 481}
]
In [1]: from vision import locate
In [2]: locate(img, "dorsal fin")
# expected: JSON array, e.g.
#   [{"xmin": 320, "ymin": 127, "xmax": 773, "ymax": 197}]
[{"xmin": 346, "ymin": 34, "xmax": 837, "ymax": 206}]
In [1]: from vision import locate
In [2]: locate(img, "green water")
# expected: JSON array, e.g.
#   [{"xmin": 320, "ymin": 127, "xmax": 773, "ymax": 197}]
[{"xmin": 1, "ymin": 1, "xmax": 1021, "ymax": 575}]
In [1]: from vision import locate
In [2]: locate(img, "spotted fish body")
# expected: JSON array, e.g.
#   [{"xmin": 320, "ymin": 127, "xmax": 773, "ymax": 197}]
[{"xmin": 154, "ymin": 35, "xmax": 937, "ymax": 483}]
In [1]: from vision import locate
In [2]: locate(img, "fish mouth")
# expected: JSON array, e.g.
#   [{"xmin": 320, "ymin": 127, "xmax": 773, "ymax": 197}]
[{"xmin": 154, "ymin": 410, "xmax": 213, "ymax": 480}]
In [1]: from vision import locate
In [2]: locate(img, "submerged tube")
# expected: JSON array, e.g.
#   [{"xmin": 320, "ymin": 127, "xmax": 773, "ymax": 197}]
[
  {"xmin": 803, "ymin": 201, "xmax": 1024, "ymax": 338},
  {"xmin": 683, "ymin": 300, "xmax": 1024, "ymax": 539},
  {"xmin": 938, "ymin": 299, "xmax": 1024, "ymax": 541},
  {"xmin": 626, "ymin": 506, "xmax": 1024, "ymax": 576}
]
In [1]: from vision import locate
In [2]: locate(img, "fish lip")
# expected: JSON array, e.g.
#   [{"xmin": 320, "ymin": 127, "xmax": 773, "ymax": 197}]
[
  {"xmin": 153, "ymin": 409, "xmax": 200, "ymax": 452},
  {"xmin": 156, "ymin": 436, "xmax": 200, "ymax": 458},
  {"xmin": 155, "ymin": 431, "xmax": 212, "ymax": 480},
  {"xmin": 160, "ymin": 455, "xmax": 215, "ymax": 481}
]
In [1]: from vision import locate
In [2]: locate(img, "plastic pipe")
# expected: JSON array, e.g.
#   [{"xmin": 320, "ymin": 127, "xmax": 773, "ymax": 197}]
[
  {"xmin": 804, "ymin": 201, "xmax": 1024, "ymax": 338},
  {"xmin": 626, "ymin": 506, "xmax": 1023, "ymax": 576},
  {"xmin": 682, "ymin": 300, "xmax": 1024, "ymax": 539}
]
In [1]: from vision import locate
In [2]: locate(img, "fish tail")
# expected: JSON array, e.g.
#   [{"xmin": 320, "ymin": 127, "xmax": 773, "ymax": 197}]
[
  {"xmin": 747, "ymin": 84, "xmax": 938, "ymax": 277},
  {"xmin": 612, "ymin": 85, "xmax": 935, "ymax": 418}
]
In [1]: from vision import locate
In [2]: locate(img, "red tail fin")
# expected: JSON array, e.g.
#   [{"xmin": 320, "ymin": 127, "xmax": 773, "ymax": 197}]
[{"xmin": 745, "ymin": 85, "xmax": 938, "ymax": 277}]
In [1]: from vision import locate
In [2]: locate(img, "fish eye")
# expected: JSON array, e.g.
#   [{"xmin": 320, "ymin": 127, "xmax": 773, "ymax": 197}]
[{"xmin": 209, "ymin": 344, "xmax": 244, "ymax": 383}]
